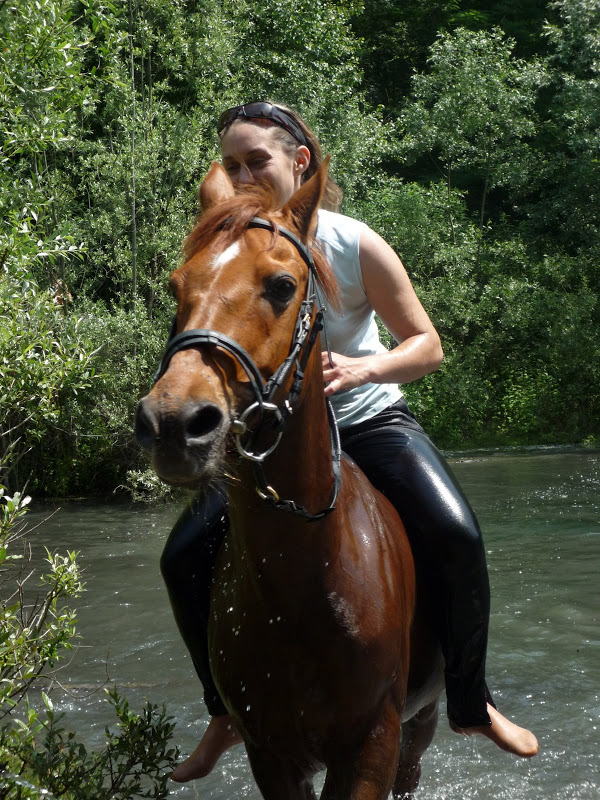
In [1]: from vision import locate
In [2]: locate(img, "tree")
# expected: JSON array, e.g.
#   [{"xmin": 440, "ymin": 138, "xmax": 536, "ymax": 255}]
[
  {"xmin": 349, "ymin": 0, "xmax": 459, "ymax": 111},
  {"xmin": 398, "ymin": 27, "xmax": 545, "ymax": 253},
  {"xmin": 2, "ymin": 0, "xmax": 600, "ymax": 488},
  {"xmin": 374, "ymin": 22, "xmax": 599, "ymax": 446},
  {"xmin": 449, "ymin": 0, "xmax": 549, "ymax": 57},
  {"xmin": 0, "ymin": 0, "xmax": 103, "ymax": 286},
  {"xmin": 0, "ymin": 267, "xmax": 100, "ymax": 494},
  {"xmin": 521, "ymin": 0, "xmax": 600, "ymax": 255}
]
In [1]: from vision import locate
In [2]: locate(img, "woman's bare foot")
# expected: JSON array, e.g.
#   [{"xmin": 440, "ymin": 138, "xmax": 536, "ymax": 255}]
[
  {"xmin": 450, "ymin": 703, "xmax": 538, "ymax": 758},
  {"xmin": 171, "ymin": 714, "xmax": 244, "ymax": 783}
]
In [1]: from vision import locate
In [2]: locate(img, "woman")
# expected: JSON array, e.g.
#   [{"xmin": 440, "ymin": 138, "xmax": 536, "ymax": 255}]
[{"xmin": 162, "ymin": 101, "xmax": 538, "ymax": 782}]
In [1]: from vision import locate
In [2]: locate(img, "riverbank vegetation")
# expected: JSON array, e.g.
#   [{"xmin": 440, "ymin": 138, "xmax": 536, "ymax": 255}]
[
  {"xmin": 0, "ymin": 485, "xmax": 179, "ymax": 797},
  {"xmin": 1, "ymin": 0, "xmax": 599, "ymax": 497}
]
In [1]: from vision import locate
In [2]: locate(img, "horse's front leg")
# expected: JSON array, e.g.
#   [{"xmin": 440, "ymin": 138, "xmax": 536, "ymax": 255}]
[
  {"xmin": 246, "ymin": 743, "xmax": 318, "ymax": 800},
  {"xmin": 321, "ymin": 698, "xmax": 402, "ymax": 800}
]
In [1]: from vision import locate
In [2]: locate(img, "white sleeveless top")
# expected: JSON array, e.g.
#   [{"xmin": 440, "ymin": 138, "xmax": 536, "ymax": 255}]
[{"xmin": 316, "ymin": 209, "xmax": 402, "ymax": 429}]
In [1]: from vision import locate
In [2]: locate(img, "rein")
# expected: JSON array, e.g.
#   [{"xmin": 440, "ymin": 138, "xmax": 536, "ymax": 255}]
[{"xmin": 154, "ymin": 217, "xmax": 340, "ymax": 521}]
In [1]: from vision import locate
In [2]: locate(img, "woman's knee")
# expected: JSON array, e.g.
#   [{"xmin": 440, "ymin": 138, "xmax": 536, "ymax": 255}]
[
  {"xmin": 160, "ymin": 537, "xmax": 182, "ymax": 584},
  {"xmin": 160, "ymin": 492, "xmax": 228, "ymax": 584},
  {"xmin": 403, "ymin": 434, "xmax": 484, "ymax": 551},
  {"xmin": 439, "ymin": 515, "xmax": 486, "ymax": 571}
]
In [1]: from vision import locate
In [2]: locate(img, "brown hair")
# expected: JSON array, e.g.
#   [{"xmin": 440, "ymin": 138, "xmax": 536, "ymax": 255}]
[{"xmin": 221, "ymin": 101, "xmax": 343, "ymax": 212}]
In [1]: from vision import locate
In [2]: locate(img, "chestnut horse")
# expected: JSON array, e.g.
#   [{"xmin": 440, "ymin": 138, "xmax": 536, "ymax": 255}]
[{"xmin": 136, "ymin": 161, "xmax": 444, "ymax": 799}]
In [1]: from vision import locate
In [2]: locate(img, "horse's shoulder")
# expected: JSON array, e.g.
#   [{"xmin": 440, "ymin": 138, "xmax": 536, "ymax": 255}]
[{"xmin": 338, "ymin": 452, "xmax": 411, "ymax": 559}]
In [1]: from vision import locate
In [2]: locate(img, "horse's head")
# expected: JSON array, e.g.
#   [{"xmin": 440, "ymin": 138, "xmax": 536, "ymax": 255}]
[{"xmin": 135, "ymin": 159, "xmax": 337, "ymax": 487}]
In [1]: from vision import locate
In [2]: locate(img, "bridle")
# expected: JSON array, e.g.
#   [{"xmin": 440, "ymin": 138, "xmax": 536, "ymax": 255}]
[{"xmin": 154, "ymin": 217, "xmax": 341, "ymax": 521}]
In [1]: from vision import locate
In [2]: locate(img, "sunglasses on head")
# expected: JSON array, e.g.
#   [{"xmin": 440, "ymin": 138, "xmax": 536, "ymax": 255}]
[{"xmin": 217, "ymin": 102, "xmax": 308, "ymax": 147}]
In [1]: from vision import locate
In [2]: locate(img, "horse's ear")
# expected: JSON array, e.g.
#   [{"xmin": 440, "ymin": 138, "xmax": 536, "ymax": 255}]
[
  {"xmin": 199, "ymin": 162, "xmax": 235, "ymax": 211},
  {"xmin": 282, "ymin": 155, "xmax": 330, "ymax": 240}
]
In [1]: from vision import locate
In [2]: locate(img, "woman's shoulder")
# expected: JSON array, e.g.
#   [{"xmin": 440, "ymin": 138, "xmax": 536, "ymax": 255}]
[{"xmin": 316, "ymin": 209, "xmax": 368, "ymax": 251}]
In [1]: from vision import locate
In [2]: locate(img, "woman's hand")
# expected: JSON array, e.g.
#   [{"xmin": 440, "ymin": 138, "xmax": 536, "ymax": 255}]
[{"xmin": 321, "ymin": 351, "xmax": 373, "ymax": 397}]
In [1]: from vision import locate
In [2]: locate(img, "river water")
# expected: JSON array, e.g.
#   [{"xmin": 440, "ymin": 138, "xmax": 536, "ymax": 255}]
[{"xmin": 25, "ymin": 449, "xmax": 599, "ymax": 799}]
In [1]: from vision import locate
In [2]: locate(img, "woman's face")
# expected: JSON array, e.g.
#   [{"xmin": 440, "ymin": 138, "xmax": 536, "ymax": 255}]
[{"xmin": 220, "ymin": 121, "xmax": 310, "ymax": 208}]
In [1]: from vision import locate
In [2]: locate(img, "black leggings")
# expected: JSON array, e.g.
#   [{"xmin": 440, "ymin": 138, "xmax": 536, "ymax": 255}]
[{"xmin": 160, "ymin": 399, "xmax": 492, "ymax": 727}]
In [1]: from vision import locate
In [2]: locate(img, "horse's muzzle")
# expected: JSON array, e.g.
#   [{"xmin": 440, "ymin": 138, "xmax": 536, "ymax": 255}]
[{"xmin": 135, "ymin": 394, "xmax": 227, "ymax": 484}]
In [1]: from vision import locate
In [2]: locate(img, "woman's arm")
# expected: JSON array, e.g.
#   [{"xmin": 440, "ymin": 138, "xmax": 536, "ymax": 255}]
[{"xmin": 322, "ymin": 226, "xmax": 443, "ymax": 398}]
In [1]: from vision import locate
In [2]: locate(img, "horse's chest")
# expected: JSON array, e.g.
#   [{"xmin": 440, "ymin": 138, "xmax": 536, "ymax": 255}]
[
  {"xmin": 209, "ymin": 573, "xmax": 328, "ymax": 749},
  {"xmin": 209, "ymin": 561, "xmax": 397, "ymax": 745},
  {"xmin": 209, "ymin": 562, "xmax": 321, "ymax": 697}
]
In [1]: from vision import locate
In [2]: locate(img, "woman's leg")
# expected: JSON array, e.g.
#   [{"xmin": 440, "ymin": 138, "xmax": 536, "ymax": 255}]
[
  {"xmin": 161, "ymin": 489, "xmax": 244, "ymax": 781},
  {"xmin": 340, "ymin": 401, "xmax": 537, "ymax": 755},
  {"xmin": 340, "ymin": 407, "xmax": 490, "ymax": 727},
  {"xmin": 160, "ymin": 489, "xmax": 229, "ymax": 716}
]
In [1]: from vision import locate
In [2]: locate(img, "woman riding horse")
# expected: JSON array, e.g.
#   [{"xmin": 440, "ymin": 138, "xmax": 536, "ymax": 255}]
[{"xmin": 158, "ymin": 102, "xmax": 538, "ymax": 781}]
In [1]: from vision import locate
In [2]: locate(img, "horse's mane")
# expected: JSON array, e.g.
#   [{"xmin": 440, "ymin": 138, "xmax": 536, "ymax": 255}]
[{"xmin": 182, "ymin": 186, "xmax": 341, "ymax": 312}]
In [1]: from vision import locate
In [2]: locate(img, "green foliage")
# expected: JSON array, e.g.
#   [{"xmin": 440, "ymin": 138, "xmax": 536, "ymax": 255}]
[
  {"xmin": 358, "ymin": 176, "xmax": 479, "ymax": 283},
  {"xmin": 0, "ymin": 268, "xmax": 100, "ymax": 494},
  {"xmin": 520, "ymin": 0, "xmax": 600, "ymax": 254},
  {"xmin": 398, "ymin": 27, "xmax": 546, "ymax": 202},
  {"xmin": 208, "ymin": 0, "xmax": 388, "ymax": 203},
  {"xmin": 0, "ymin": 0, "xmax": 98, "ymax": 284},
  {"xmin": 70, "ymin": 107, "xmax": 205, "ymax": 311},
  {"xmin": 403, "ymin": 241, "xmax": 600, "ymax": 447},
  {"xmin": 1, "ymin": 0, "xmax": 599, "ymax": 494},
  {"xmin": 0, "ymin": 486, "xmax": 83, "ymax": 715},
  {"xmin": 66, "ymin": 300, "xmax": 170, "ymax": 494},
  {"xmin": 0, "ymin": 0, "xmax": 93, "ymax": 158},
  {"xmin": 448, "ymin": 0, "xmax": 549, "ymax": 55},
  {"xmin": 123, "ymin": 468, "xmax": 182, "ymax": 505},
  {"xmin": 349, "ymin": 0, "xmax": 460, "ymax": 110},
  {"xmin": 0, "ymin": 265, "xmax": 171, "ymax": 496},
  {"xmin": 0, "ymin": 484, "xmax": 179, "ymax": 797},
  {"xmin": 1, "ymin": 689, "xmax": 177, "ymax": 799},
  {"xmin": 49, "ymin": 0, "xmax": 387, "ymax": 312}
]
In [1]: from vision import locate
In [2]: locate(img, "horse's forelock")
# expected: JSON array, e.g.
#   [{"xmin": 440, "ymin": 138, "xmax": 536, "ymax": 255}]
[
  {"xmin": 182, "ymin": 186, "xmax": 341, "ymax": 312},
  {"xmin": 183, "ymin": 185, "xmax": 278, "ymax": 262}
]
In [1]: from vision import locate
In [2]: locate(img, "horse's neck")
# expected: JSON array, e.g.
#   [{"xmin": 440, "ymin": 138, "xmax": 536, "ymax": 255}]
[
  {"xmin": 266, "ymin": 354, "xmax": 335, "ymax": 513},
  {"xmin": 227, "ymin": 350, "xmax": 338, "ymax": 564}
]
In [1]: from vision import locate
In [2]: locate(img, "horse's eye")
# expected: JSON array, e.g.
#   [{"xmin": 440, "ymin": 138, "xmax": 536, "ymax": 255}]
[{"xmin": 265, "ymin": 275, "xmax": 296, "ymax": 304}]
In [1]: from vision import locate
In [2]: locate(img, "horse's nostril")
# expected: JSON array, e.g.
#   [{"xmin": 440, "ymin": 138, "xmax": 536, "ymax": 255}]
[
  {"xmin": 135, "ymin": 399, "xmax": 158, "ymax": 451},
  {"xmin": 185, "ymin": 404, "xmax": 223, "ymax": 440}
]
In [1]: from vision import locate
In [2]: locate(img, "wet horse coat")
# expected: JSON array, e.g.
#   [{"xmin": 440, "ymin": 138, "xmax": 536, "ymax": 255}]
[{"xmin": 136, "ymin": 161, "xmax": 444, "ymax": 799}]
